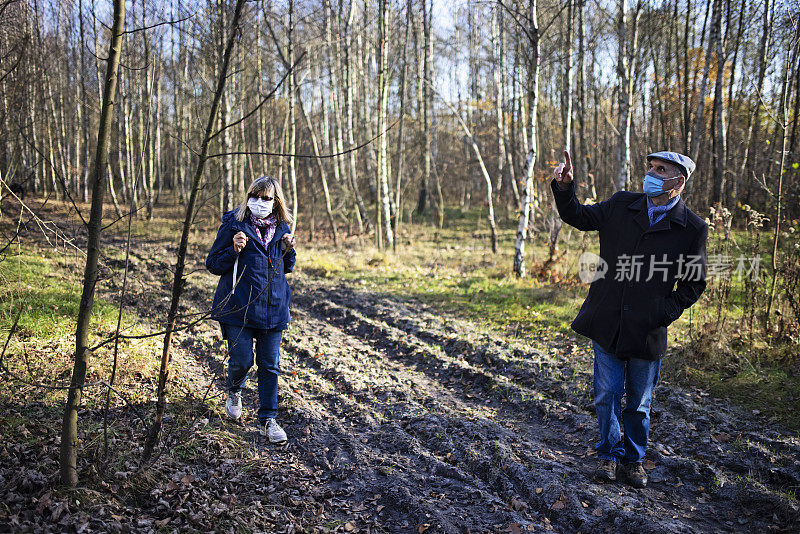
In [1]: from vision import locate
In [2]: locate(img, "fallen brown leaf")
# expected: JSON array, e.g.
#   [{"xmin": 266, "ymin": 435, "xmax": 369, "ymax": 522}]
[
  {"xmin": 551, "ymin": 494, "xmax": 567, "ymax": 511},
  {"xmin": 510, "ymin": 497, "xmax": 529, "ymax": 511}
]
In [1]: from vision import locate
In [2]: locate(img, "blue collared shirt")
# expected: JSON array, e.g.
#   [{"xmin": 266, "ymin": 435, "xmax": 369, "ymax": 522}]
[{"xmin": 646, "ymin": 195, "xmax": 680, "ymax": 226}]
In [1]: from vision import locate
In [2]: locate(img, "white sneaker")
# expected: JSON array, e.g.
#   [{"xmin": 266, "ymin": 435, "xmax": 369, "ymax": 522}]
[
  {"xmin": 225, "ymin": 392, "xmax": 242, "ymax": 420},
  {"xmin": 260, "ymin": 418, "xmax": 287, "ymax": 443}
]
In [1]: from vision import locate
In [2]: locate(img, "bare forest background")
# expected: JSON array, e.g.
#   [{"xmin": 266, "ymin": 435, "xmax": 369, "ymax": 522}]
[{"xmin": 2, "ymin": 0, "xmax": 799, "ymax": 241}]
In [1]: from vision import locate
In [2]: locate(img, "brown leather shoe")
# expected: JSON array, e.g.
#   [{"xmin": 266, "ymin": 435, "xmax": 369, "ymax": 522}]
[
  {"xmin": 625, "ymin": 462, "xmax": 648, "ymax": 488},
  {"xmin": 595, "ymin": 459, "xmax": 618, "ymax": 482}
]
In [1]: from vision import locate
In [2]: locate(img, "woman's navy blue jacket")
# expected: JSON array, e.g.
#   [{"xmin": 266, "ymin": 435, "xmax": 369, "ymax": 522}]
[{"xmin": 206, "ymin": 210, "xmax": 296, "ymax": 331}]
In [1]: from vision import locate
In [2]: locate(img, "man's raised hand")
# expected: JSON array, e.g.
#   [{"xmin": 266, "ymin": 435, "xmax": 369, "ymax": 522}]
[{"xmin": 553, "ymin": 150, "xmax": 574, "ymax": 190}]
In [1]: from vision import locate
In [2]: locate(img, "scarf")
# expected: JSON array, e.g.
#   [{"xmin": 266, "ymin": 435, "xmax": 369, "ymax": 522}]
[
  {"xmin": 249, "ymin": 213, "xmax": 278, "ymax": 247},
  {"xmin": 647, "ymin": 195, "xmax": 680, "ymax": 226}
]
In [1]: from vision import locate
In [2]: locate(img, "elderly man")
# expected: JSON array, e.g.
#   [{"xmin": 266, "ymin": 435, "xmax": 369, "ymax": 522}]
[{"xmin": 552, "ymin": 150, "xmax": 708, "ymax": 488}]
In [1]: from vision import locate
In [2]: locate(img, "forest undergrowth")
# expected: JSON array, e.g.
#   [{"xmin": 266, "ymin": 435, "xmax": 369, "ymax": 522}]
[{"xmin": 1, "ymin": 198, "xmax": 799, "ymax": 533}]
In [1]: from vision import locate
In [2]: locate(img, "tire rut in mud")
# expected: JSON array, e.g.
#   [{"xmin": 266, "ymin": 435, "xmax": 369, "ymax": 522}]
[
  {"xmin": 91, "ymin": 233, "xmax": 798, "ymax": 533},
  {"xmin": 283, "ymin": 277, "xmax": 800, "ymax": 533}
]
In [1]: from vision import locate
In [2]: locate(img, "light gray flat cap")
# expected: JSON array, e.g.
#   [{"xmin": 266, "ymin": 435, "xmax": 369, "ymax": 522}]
[{"xmin": 647, "ymin": 151, "xmax": 696, "ymax": 179}]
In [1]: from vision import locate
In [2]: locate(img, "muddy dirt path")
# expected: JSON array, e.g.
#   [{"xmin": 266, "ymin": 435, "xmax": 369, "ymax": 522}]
[
  {"xmin": 3, "ymin": 217, "xmax": 800, "ymax": 533},
  {"xmin": 268, "ymin": 276, "xmax": 799, "ymax": 533}
]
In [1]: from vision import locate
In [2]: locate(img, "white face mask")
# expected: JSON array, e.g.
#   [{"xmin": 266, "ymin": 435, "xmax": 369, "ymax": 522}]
[{"xmin": 247, "ymin": 198, "xmax": 274, "ymax": 218}]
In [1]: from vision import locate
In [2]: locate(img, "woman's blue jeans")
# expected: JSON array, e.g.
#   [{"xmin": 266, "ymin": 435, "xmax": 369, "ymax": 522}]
[
  {"xmin": 592, "ymin": 340, "xmax": 661, "ymax": 464},
  {"xmin": 223, "ymin": 324, "xmax": 282, "ymax": 422}
]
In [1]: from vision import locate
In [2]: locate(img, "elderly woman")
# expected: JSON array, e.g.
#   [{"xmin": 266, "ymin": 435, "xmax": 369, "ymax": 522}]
[{"xmin": 205, "ymin": 176, "xmax": 296, "ymax": 443}]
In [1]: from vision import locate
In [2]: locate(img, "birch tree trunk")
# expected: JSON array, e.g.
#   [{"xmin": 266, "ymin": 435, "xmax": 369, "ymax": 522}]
[
  {"xmin": 322, "ymin": 0, "xmax": 348, "ymax": 226},
  {"xmin": 377, "ymin": 0, "xmax": 393, "ymax": 250},
  {"xmin": 393, "ymin": 0, "xmax": 412, "ymax": 243},
  {"xmin": 220, "ymin": 0, "xmax": 234, "ymax": 213},
  {"xmin": 78, "ymin": 0, "xmax": 90, "ymax": 203},
  {"xmin": 357, "ymin": 2, "xmax": 379, "ymax": 205},
  {"xmin": 277, "ymin": 104, "xmax": 289, "ymax": 184},
  {"xmin": 711, "ymin": 5, "xmax": 727, "ymax": 206},
  {"xmin": 577, "ymin": 0, "xmax": 595, "ymax": 199},
  {"xmin": 690, "ymin": 0, "xmax": 721, "ymax": 164},
  {"xmin": 736, "ymin": 0, "xmax": 771, "ymax": 200},
  {"xmin": 342, "ymin": 0, "xmax": 372, "ymax": 232},
  {"xmin": 492, "ymin": 5, "xmax": 517, "ymax": 217},
  {"xmin": 509, "ymin": 42, "xmax": 523, "ymax": 201},
  {"xmin": 417, "ymin": 0, "xmax": 431, "ymax": 217},
  {"xmin": 152, "ymin": 59, "xmax": 163, "ymax": 212},
  {"xmin": 614, "ymin": 0, "xmax": 642, "ymax": 192},
  {"xmin": 682, "ymin": 0, "xmax": 692, "ymax": 151},
  {"xmin": 123, "ymin": 61, "xmax": 137, "ymax": 209},
  {"xmin": 423, "ymin": 0, "xmax": 442, "ymax": 226},
  {"xmin": 117, "ymin": 107, "xmax": 129, "ymax": 204},
  {"xmin": 297, "ymin": 74, "xmax": 338, "ymax": 245},
  {"xmin": 59, "ymin": 0, "xmax": 125, "ymax": 486},
  {"xmin": 172, "ymin": 0, "xmax": 184, "ymax": 203},
  {"xmin": 562, "ymin": 1, "xmax": 574, "ymax": 154},
  {"xmin": 44, "ymin": 78, "xmax": 61, "ymax": 199},
  {"xmin": 466, "ymin": 0, "xmax": 478, "ymax": 211},
  {"xmin": 140, "ymin": 0, "xmax": 153, "ymax": 215},
  {"xmin": 550, "ymin": 0, "xmax": 574, "ymax": 261},
  {"xmin": 513, "ymin": 0, "xmax": 539, "ymax": 277},
  {"xmin": 180, "ymin": 0, "xmax": 190, "ymax": 203},
  {"xmin": 107, "ymin": 143, "xmax": 123, "ymax": 219}
]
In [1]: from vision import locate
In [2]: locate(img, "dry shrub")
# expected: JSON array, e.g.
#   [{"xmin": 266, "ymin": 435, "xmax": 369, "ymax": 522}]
[{"xmin": 677, "ymin": 322, "xmax": 740, "ymax": 373}]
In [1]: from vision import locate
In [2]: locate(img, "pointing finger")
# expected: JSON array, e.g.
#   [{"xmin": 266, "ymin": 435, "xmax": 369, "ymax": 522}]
[{"xmin": 563, "ymin": 150, "xmax": 572, "ymax": 172}]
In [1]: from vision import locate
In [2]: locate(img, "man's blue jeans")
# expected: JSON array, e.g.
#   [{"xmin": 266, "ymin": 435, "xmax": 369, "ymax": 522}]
[
  {"xmin": 223, "ymin": 324, "xmax": 282, "ymax": 422},
  {"xmin": 592, "ymin": 340, "xmax": 661, "ymax": 464}
]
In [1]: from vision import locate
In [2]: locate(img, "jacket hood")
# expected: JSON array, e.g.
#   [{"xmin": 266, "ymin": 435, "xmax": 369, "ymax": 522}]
[{"xmin": 222, "ymin": 209, "xmax": 240, "ymax": 223}]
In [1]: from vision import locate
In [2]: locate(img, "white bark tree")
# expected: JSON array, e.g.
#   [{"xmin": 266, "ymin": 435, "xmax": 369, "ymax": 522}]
[{"xmin": 513, "ymin": 0, "xmax": 540, "ymax": 277}]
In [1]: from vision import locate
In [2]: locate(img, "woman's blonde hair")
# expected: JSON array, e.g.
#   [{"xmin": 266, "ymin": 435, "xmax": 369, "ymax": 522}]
[{"xmin": 235, "ymin": 176, "xmax": 293, "ymax": 225}]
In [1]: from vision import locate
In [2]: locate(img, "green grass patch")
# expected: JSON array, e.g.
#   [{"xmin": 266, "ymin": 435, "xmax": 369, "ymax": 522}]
[
  {"xmin": 0, "ymin": 245, "xmax": 161, "ymax": 407},
  {"xmin": 301, "ymin": 234, "xmax": 587, "ymax": 335},
  {"xmin": 676, "ymin": 359, "xmax": 800, "ymax": 432},
  {"xmin": 0, "ymin": 249, "xmax": 118, "ymax": 338}
]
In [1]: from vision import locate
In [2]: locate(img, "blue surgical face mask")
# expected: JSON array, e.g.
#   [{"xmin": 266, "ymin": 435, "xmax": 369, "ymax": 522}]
[{"xmin": 643, "ymin": 171, "xmax": 669, "ymax": 197}]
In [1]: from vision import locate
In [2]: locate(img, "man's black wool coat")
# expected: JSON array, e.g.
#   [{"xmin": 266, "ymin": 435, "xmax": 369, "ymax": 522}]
[{"xmin": 551, "ymin": 179, "xmax": 708, "ymax": 360}]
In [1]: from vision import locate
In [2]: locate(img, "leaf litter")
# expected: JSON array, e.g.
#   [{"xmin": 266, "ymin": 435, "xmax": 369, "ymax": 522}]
[{"xmin": 1, "ymin": 220, "xmax": 799, "ymax": 533}]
